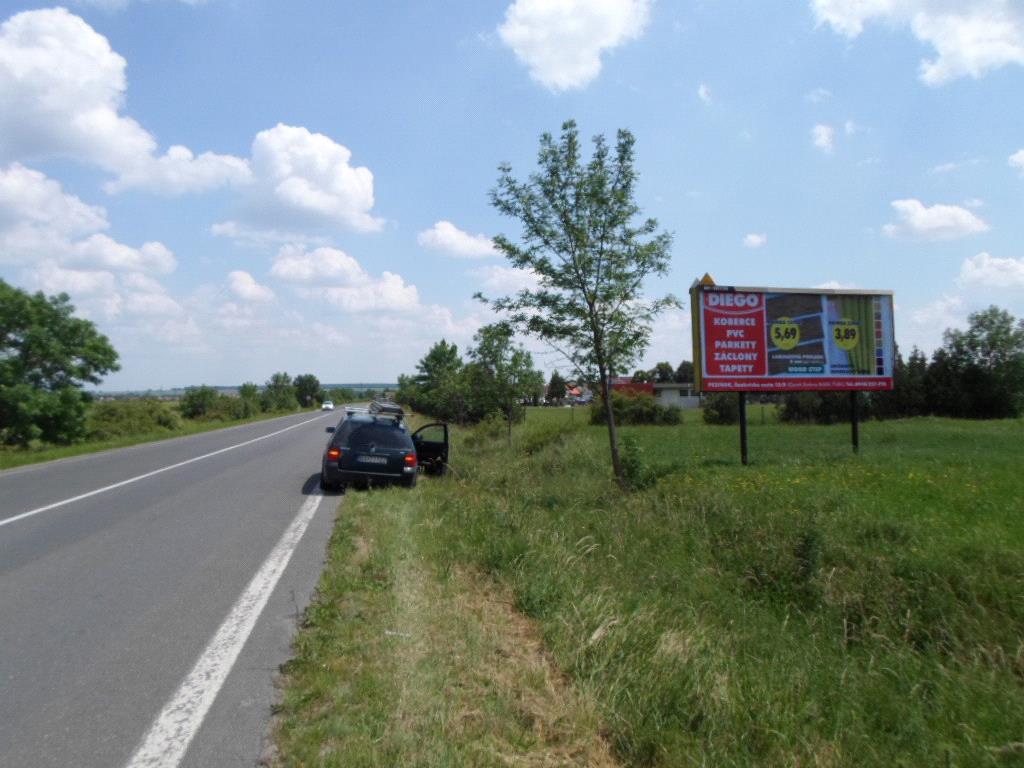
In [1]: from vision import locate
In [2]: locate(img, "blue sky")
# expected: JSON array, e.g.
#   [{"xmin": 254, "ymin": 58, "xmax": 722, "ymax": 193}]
[{"xmin": 1, "ymin": 0, "xmax": 1022, "ymax": 390}]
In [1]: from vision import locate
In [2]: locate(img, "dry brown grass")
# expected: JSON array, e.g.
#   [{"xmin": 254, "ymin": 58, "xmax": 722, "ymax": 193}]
[{"xmin": 447, "ymin": 568, "xmax": 619, "ymax": 767}]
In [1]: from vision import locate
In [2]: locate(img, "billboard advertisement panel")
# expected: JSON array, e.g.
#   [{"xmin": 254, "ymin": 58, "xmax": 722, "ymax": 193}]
[{"xmin": 691, "ymin": 282, "xmax": 895, "ymax": 392}]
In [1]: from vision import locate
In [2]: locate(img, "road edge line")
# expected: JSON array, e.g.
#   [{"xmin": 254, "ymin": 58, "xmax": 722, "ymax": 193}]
[{"xmin": 124, "ymin": 491, "xmax": 325, "ymax": 768}]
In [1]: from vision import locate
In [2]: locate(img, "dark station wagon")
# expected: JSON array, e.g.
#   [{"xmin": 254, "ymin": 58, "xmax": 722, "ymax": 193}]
[{"xmin": 320, "ymin": 402, "xmax": 448, "ymax": 491}]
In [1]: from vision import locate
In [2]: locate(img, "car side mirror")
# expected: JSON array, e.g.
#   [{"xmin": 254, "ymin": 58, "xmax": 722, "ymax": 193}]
[{"xmin": 325, "ymin": 426, "xmax": 335, "ymax": 433}]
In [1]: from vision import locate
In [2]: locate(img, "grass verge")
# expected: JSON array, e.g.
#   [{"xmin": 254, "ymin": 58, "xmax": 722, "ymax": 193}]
[
  {"xmin": 277, "ymin": 409, "xmax": 1024, "ymax": 767},
  {"xmin": 273, "ymin": 480, "xmax": 616, "ymax": 767}
]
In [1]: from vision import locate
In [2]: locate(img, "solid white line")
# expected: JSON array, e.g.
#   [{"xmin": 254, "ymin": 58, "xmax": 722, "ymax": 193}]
[
  {"xmin": 0, "ymin": 413, "xmax": 328, "ymax": 530},
  {"xmin": 124, "ymin": 491, "xmax": 325, "ymax": 768}
]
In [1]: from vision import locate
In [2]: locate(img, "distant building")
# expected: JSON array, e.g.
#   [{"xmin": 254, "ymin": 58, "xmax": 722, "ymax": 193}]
[
  {"xmin": 653, "ymin": 382, "xmax": 701, "ymax": 410},
  {"xmin": 610, "ymin": 376, "xmax": 701, "ymax": 410},
  {"xmin": 610, "ymin": 377, "xmax": 653, "ymax": 396}
]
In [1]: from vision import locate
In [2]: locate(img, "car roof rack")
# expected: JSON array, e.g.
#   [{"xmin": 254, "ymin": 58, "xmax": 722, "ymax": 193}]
[
  {"xmin": 369, "ymin": 400, "xmax": 404, "ymax": 417},
  {"xmin": 344, "ymin": 401, "xmax": 405, "ymax": 423}
]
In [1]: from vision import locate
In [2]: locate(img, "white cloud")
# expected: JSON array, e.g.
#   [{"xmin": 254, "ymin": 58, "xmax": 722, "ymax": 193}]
[
  {"xmin": 812, "ymin": 124, "xmax": 834, "ymax": 153},
  {"xmin": 964, "ymin": 197, "xmax": 985, "ymax": 208},
  {"xmin": 959, "ymin": 252, "xmax": 1024, "ymax": 288},
  {"xmin": 743, "ymin": 233, "xmax": 767, "ymax": 248},
  {"xmin": 417, "ymin": 220, "xmax": 498, "ymax": 258},
  {"xmin": 121, "ymin": 290, "xmax": 184, "ymax": 317},
  {"xmin": 313, "ymin": 273, "xmax": 419, "ymax": 313},
  {"xmin": 1010, "ymin": 149, "xmax": 1024, "ymax": 173},
  {"xmin": 697, "ymin": 83, "xmax": 712, "ymax": 104},
  {"xmin": 210, "ymin": 220, "xmax": 327, "ymax": 249},
  {"xmin": 20, "ymin": 260, "xmax": 184, "ymax": 322},
  {"xmin": 69, "ymin": 235, "xmax": 177, "ymax": 274},
  {"xmin": 0, "ymin": 163, "xmax": 190, "ymax": 337},
  {"xmin": 642, "ymin": 309, "xmax": 692, "ymax": 370},
  {"xmin": 309, "ymin": 321, "xmax": 349, "ymax": 346},
  {"xmin": 0, "ymin": 9, "xmax": 245, "ymax": 192},
  {"xmin": 931, "ymin": 157, "xmax": 981, "ymax": 175},
  {"xmin": 844, "ymin": 119, "xmax": 863, "ymax": 135},
  {"xmin": 908, "ymin": 294, "xmax": 966, "ymax": 352},
  {"xmin": 882, "ymin": 198, "xmax": 989, "ymax": 240},
  {"xmin": 472, "ymin": 264, "xmax": 540, "ymax": 293},
  {"xmin": 498, "ymin": 0, "xmax": 651, "ymax": 91},
  {"xmin": 272, "ymin": 244, "xmax": 419, "ymax": 312},
  {"xmin": 811, "ymin": 0, "xmax": 1024, "ymax": 85},
  {"xmin": 805, "ymin": 86, "xmax": 832, "ymax": 102},
  {"xmin": 227, "ymin": 270, "xmax": 275, "ymax": 302},
  {"xmin": 214, "ymin": 301, "xmax": 257, "ymax": 331},
  {"xmin": 0, "ymin": 164, "xmax": 177, "ymax": 275},
  {"xmin": 244, "ymin": 124, "xmax": 383, "ymax": 233},
  {"xmin": 75, "ymin": 0, "xmax": 207, "ymax": 9},
  {"xmin": 0, "ymin": 163, "xmax": 106, "ymax": 237},
  {"xmin": 23, "ymin": 261, "xmax": 117, "ymax": 297},
  {"xmin": 815, "ymin": 280, "xmax": 856, "ymax": 289},
  {"xmin": 270, "ymin": 244, "xmax": 366, "ymax": 284},
  {"xmin": 106, "ymin": 145, "xmax": 251, "ymax": 195}
]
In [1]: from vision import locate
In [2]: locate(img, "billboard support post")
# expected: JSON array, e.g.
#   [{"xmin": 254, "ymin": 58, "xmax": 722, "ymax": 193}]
[
  {"xmin": 738, "ymin": 392, "xmax": 748, "ymax": 466},
  {"xmin": 850, "ymin": 391, "xmax": 859, "ymax": 453}
]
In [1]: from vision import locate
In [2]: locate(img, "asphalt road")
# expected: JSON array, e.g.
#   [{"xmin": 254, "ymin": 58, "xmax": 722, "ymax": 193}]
[{"xmin": 0, "ymin": 410, "xmax": 342, "ymax": 768}]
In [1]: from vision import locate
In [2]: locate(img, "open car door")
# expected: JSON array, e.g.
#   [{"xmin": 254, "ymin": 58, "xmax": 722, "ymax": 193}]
[{"xmin": 412, "ymin": 423, "xmax": 449, "ymax": 476}]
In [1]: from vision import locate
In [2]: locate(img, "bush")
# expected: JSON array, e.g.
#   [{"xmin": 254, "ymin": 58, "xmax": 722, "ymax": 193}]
[
  {"xmin": 780, "ymin": 392, "xmax": 867, "ymax": 424},
  {"xmin": 701, "ymin": 392, "xmax": 739, "ymax": 424},
  {"xmin": 85, "ymin": 399, "xmax": 183, "ymax": 441},
  {"xmin": 179, "ymin": 385, "xmax": 219, "ymax": 418},
  {"xmin": 590, "ymin": 390, "xmax": 682, "ymax": 426}
]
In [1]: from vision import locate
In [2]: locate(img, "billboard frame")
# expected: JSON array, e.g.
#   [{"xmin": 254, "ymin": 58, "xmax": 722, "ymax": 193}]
[
  {"xmin": 690, "ymin": 279, "xmax": 896, "ymax": 393},
  {"xmin": 689, "ymin": 276, "xmax": 896, "ymax": 463}
]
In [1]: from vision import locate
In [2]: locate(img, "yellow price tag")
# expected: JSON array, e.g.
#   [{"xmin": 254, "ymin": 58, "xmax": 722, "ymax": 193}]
[
  {"xmin": 770, "ymin": 317, "xmax": 800, "ymax": 350},
  {"xmin": 833, "ymin": 320, "xmax": 859, "ymax": 351}
]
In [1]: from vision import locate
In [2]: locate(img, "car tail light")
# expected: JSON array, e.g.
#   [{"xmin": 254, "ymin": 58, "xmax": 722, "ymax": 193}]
[
  {"xmin": 327, "ymin": 448, "xmax": 342, "ymax": 460},
  {"xmin": 404, "ymin": 453, "xmax": 417, "ymax": 468}
]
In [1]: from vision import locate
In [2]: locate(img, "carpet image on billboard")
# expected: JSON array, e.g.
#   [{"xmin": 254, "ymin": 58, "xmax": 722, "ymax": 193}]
[{"xmin": 765, "ymin": 293, "xmax": 826, "ymax": 375}]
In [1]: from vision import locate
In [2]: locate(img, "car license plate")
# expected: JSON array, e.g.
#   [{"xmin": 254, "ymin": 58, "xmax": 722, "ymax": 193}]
[{"xmin": 357, "ymin": 455, "xmax": 387, "ymax": 464}]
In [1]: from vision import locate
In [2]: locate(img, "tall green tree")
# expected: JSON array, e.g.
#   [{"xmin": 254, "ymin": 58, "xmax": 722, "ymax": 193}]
[
  {"xmin": 0, "ymin": 280, "xmax": 119, "ymax": 445},
  {"xmin": 237, "ymin": 381, "xmax": 261, "ymax": 418},
  {"xmin": 483, "ymin": 120, "xmax": 676, "ymax": 487},
  {"xmin": 467, "ymin": 323, "xmax": 543, "ymax": 445},
  {"xmin": 927, "ymin": 306, "xmax": 1024, "ymax": 418},
  {"xmin": 652, "ymin": 361, "xmax": 675, "ymax": 384},
  {"xmin": 403, "ymin": 339, "xmax": 470, "ymax": 422},
  {"xmin": 674, "ymin": 360, "xmax": 695, "ymax": 384},
  {"xmin": 546, "ymin": 370, "xmax": 568, "ymax": 403},
  {"xmin": 293, "ymin": 373, "xmax": 321, "ymax": 407},
  {"xmin": 262, "ymin": 372, "xmax": 298, "ymax": 412}
]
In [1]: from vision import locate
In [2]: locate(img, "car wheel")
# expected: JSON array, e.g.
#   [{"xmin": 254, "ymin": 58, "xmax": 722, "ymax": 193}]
[
  {"xmin": 402, "ymin": 475, "xmax": 417, "ymax": 489},
  {"xmin": 319, "ymin": 472, "xmax": 327, "ymax": 491}
]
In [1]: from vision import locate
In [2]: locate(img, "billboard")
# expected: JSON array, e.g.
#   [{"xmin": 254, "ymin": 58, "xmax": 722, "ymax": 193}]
[{"xmin": 691, "ymin": 282, "xmax": 895, "ymax": 392}]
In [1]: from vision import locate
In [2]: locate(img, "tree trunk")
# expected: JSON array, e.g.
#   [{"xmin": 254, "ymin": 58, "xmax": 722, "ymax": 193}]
[
  {"xmin": 507, "ymin": 406, "xmax": 513, "ymax": 448},
  {"xmin": 598, "ymin": 364, "xmax": 626, "ymax": 489}
]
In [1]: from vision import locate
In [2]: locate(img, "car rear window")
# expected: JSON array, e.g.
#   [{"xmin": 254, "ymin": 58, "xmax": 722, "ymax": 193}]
[{"xmin": 343, "ymin": 422, "xmax": 411, "ymax": 450}]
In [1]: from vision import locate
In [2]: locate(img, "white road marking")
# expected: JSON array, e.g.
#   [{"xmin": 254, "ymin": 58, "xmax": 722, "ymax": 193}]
[
  {"xmin": 0, "ymin": 413, "xmax": 328, "ymax": 529},
  {"xmin": 124, "ymin": 491, "xmax": 325, "ymax": 768}
]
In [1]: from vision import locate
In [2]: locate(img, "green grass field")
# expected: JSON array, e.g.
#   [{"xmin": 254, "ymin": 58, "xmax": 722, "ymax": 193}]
[{"xmin": 275, "ymin": 409, "xmax": 1024, "ymax": 767}]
